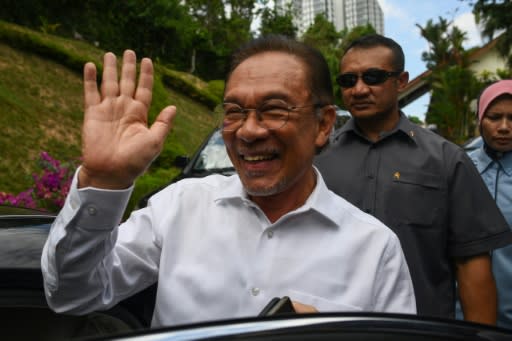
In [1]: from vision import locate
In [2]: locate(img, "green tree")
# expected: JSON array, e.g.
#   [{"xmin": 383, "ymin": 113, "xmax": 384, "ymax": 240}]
[
  {"xmin": 408, "ymin": 116, "xmax": 423, "ymax": 125},
  {"xmin": 417, "ymin": 17, "xmax": 482, "ymax": 143},
  {"xmin": 469, "ymin": 0, "xmax": 512, "ymax": 68},
  {"xmin": 122, "ymin": 0, "xmax": 195, "ymax": 69},
  {"xmin": 223, "ymin": 0, "xmax": 256, "ymax": 51},
  {"xmin": 301, "ymin": 15, "xmax": 343, "ymax": 105},
  {"xmin": 1, "ymin": 0, "xmax": 259, "ymax": 80},
  {"xmin": 184, "ymin": 0, "xmax": 256, "ymax": 80},
  {"xmin": 301, "ymin": 19, "xmax": 377, "ymax": 108},
  {"xmin": 258, "ymin": 0, "xmax": 297, "ymax": 38},
  {"xmin": 338, "ymin": 24, "xmax": 377, "ymax": 55},
  {"xmin": 428, "ymin": 66, "xmax": 481, "ymax": 143}
]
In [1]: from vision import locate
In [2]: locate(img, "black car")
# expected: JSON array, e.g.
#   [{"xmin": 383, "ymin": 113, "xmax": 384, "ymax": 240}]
[
  {"xmin": 137, "ymin": 128, "xmax": 234, "ymax": 208},
  {"xmin": 0, "ymin": 205, "xmax": 156, "ymax": 340},
  {"xmin": 103, "ymin": 313, "xmax": 512, "ymax": 341}
]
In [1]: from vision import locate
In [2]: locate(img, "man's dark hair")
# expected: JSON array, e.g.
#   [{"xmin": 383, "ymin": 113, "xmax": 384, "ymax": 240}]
[
  {"xmin": 225, "ymin": 34, "xmax": 334, "ymax": 106},
  {"xmin": 344, "ymin": 34, "xmax": 405, "ymax": 72}
]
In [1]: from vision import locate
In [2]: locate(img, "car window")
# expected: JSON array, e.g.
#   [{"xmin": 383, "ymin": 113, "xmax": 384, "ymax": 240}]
[{"xmin": 193, "ymin": 129, "xmax": 233, "ymax": 171}]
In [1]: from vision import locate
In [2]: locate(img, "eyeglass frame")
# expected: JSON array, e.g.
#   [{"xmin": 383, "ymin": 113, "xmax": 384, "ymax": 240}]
[
  {"xmin": 336, "ymin": 68, "xmax": 402, "ymax": 88},
  {"xmin": 217, "ymin": 99, "xmax": 322, "ymax": 132}
]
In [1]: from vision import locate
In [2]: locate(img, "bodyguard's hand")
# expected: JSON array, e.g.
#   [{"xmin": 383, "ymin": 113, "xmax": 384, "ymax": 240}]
[{"xmin": 79, "ymin": 50, "xmax": 176, "ymax": 189}]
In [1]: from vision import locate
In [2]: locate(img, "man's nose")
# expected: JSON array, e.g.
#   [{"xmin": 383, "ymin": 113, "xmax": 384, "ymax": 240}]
[
  {"xmin": 352, "ymin": 78, "xmax": 370, "ymax": 95},
  {"xmin": 236, "ymin": 110, "xmax": 269, "ymax": 141}
]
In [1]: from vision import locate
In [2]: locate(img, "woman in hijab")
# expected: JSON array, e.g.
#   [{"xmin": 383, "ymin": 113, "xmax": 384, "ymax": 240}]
[{"xmin": 469, "ymin": 80, "xmax": 512, "ymax": 328}]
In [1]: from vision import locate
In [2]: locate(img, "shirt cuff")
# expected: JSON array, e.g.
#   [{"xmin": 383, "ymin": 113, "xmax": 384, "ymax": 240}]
[{"xmin": 64, "ymin": 167, "xmax": 134, "ymax": 230}]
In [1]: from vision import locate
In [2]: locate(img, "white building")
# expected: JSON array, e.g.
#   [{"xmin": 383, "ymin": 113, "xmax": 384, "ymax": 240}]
[{"xmin": 275, "ymin": 0, "xmax": 384, "ymax": 37}]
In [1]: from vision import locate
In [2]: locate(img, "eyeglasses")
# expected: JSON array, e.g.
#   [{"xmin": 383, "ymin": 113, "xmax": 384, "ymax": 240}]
[
  {"xmin": 217, "ymin": 99, "xmax": 317, "ymax": 132},
  {"xmin": 336, "ymin": 69, "xmax": 402, "ymax": 88}
]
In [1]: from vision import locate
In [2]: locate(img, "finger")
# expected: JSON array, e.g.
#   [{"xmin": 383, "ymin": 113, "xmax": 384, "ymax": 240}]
[
  {"xmin": 120, "ymin": 50, "xmax": 137, "ymax": 97},
  {"xmin": 291, "ymin": 301, "xmax": 318, "ymax": 313},
  {"xmin": 134, "ymin": 57, "xmax": 154, "ymax": 110},
  {"xmin": 83, "ymin": 62, "xmax": 100, "ymax": 111},
  {"xmin": 101, "ymin": 52, "xmax": 119, "ymax": 98},
  {"xmin": 150, "ymin": 106, "xmax": 177, "ymax": 144}
]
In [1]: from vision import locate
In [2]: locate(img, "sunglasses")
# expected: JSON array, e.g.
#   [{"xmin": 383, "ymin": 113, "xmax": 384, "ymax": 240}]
[{"xmin": 336, "ymin": 69, "xmax": 402, "ymax": 88}]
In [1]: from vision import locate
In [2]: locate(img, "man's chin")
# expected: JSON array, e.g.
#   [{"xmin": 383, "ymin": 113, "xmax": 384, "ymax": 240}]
[
  {"xmin": 351, "ymin": 111, "xmax": 378, "ymax": 120},
  {"xmin": 242, "ymin": 177, "xmax": 286, "ymax": 197},
  {"xmin": 244, "ymin": 184, "xmax": 279, "ymax": 197}
]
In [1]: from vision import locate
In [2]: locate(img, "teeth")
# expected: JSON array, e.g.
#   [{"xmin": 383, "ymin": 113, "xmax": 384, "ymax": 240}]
[{"xmin": 244, "ymin": 155, "xmax": 273, "ymax": 161}]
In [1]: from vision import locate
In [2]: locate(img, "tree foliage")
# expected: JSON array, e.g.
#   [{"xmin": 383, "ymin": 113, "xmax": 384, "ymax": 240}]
[
  {"xmin": 408, "ymin": 116, "xmax": 423, "ymax": 125},
  {"xmin": 338, "ymin": 24, "xmax": 377, "ymax": 55},
  {"xmin": 0, "ymin": 0, "xmax": 382, "ymax": 107},
  {"xmin": 0, "ymin": 0, "xmax": 263, "ymax": 81},
  {"xmin": 301, "ymin": 19, "xmax": 376, "ymax": 108},
  {"xmin": 469, "ymin": 0, "xmax": 512, "ymax": 68},
  {"xmin": 417, "ymin": 17, "xmax": 482, "ymax": 143},
  {"xmin": 258, "ymin": 0, "xmax": 297, "ymax": 38},
  {"xmin": 301, "ymin": 15, "xmax": 344, "ymax": 106}
]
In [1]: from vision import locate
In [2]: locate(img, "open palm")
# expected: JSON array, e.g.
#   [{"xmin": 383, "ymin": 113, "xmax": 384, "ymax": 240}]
[{"xmin": 79, "ymin": 50, "xmax": 176, "ymax": 189}]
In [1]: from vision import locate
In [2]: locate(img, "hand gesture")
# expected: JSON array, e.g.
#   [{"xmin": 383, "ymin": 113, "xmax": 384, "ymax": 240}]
[{"xmin": 79, "ymin": 50, "xmax": 176, "ymax": 189}]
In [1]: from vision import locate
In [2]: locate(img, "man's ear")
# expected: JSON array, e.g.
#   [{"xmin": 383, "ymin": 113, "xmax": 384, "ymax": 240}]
[
  {"xmin": 397, "ymin": 71, "xmax": 409, "ymax": 92},
  {"xmin": 315, "ymin": 105, "xmax": 336, "ymax": 148}
]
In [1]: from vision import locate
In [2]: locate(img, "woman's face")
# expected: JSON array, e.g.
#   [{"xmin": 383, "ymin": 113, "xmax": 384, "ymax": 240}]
[{"xmin": 481, "ymin": 95, "xmax": 512, "ymax": 153}]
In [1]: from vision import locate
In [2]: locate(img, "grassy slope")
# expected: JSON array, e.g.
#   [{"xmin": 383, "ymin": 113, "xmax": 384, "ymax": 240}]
[
  {"xmin": 0, "ymin": 23, "xmax": 220, "ymax": 213},
  {"xmin": 0, "ymin": 42, "xmax": 83, "ymax": 193}
]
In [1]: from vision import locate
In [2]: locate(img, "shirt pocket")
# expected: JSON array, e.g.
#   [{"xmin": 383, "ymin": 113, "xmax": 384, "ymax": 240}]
[
  {"xmin": 287, "ymin": 289, "xmax": 363, "ymax": 312},
  {"xmin": 385, "ymin": 170, "xmax": 445, "ymax": 228}
]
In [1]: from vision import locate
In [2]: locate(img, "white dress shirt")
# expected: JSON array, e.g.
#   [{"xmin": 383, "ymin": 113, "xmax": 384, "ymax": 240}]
[{"xmin": 42, "ymin": 168, "xmax": 416, "ymax": 327}]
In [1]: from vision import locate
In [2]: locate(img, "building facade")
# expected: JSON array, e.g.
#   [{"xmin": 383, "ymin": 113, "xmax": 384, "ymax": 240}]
[{"xmin": 275, "ymin": 0, "xmax": 384, "ymax": 37}]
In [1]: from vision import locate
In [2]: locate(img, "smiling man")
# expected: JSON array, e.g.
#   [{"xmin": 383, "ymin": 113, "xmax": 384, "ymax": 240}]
[
  {"xmin": 42, "ymin": 35, "xmax": 415, "ymax": 327},
  {"xmin": 315, "ymin": 34, "xmax": 512, "ymax": 324}
]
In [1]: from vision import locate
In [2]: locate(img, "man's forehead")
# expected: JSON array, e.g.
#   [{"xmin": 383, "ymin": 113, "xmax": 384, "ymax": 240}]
[
  {"xmin": 225, "ymin": 52, "xmax": 308, "ymax": 96},
  {"xmin": 232, "ymin": 51, "xmax": 305, "ymax": 75},
  {"xmin": 341, "ymin": 46, "xmax": 394, "ymax": 70}
]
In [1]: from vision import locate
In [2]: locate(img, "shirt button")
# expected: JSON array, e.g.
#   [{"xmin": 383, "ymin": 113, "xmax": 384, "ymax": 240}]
[
  {"xmin": 87, "ymin": 206, "xmax": 97, "ymax": 216},
  {"xmin": 267, "ymin": 230, "xmax": 274, "ymax": 239},
  {"xmin": 251, "ymin": 287, "xmax": 260, "ymax": 296}
]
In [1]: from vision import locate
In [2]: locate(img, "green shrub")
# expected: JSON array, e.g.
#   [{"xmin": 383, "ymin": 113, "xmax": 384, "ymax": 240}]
[
  {"xmin": 125, "ymin": 167, "xmax": 181, "ymax": 219},
  {"xmin": 0, "ymin": 20, "xmax": 102, "ymax": 74},
  {"xmin": 207, "ymin": 80, "xmax": 225, "ymax": 101},
  {"xmin": 159, "ymin": 67, "xmax": 221, "ymax": 109}
]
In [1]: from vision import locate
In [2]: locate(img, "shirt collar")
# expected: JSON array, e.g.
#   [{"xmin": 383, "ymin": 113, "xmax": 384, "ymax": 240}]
[
  {"xmin": 213, "ymin": 168, "xmax": 342, "ymax": 226},
  {"xmin": 212, "ymin": 174, "xmax": 246, "ymax": 202},
  {"xmin": 338, "ymin": 112, "xmax": 418, "ymax": 144},
  {"xmin": 471, "ymin": 147, "xmax": 512, "ymax": 176},
  {"xmin": 503, "ymin": 152, "xmax": 512, "ymax": 175}
]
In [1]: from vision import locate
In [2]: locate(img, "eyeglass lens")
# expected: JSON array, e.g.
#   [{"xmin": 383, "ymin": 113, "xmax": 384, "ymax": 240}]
[{"xmin": 219, "ymin": 100, "xmax": 291, "ymax": 132}]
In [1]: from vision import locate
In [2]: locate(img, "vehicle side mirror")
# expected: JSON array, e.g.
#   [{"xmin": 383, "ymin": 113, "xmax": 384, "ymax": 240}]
[{"xmin": 174, "ymin": 156, "xmax": 190, "ymax": 168}]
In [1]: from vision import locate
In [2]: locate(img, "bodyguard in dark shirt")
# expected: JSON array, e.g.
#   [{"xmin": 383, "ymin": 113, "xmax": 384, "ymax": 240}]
[{"xmin": 315, "ymin": 34, "xmax": 512, "ymax": 323}]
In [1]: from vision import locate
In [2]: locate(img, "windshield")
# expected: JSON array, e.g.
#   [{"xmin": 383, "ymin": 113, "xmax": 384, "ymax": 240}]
[{"xmin": 193, "ymin": 130, "xmax": 233, "ymax": 171}]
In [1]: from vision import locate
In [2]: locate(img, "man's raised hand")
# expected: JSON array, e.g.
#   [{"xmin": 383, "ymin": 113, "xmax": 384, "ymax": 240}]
[{"xmin": 79, "ymin": 50, "xmax": 176, "ymax": 189}]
